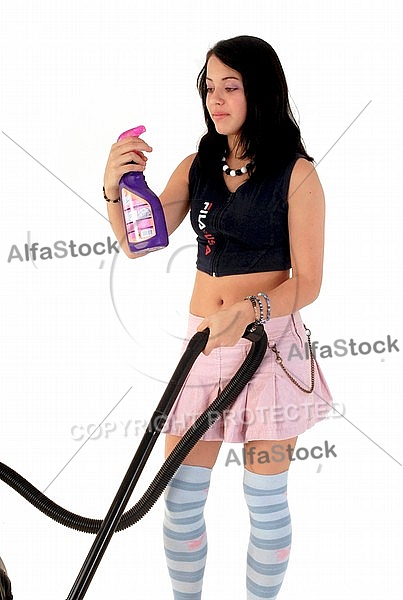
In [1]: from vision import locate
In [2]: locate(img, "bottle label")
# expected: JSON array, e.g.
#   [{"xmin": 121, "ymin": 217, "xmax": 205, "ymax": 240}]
[{"xmin": 121, "ymin": 188, "xmax": 156, "ymax": 244}]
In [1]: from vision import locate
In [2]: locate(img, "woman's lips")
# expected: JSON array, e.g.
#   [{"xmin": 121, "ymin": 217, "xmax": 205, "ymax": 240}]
[{"xmin": 212, "ymin": 113, "xmax": 229, "ymax": 120}]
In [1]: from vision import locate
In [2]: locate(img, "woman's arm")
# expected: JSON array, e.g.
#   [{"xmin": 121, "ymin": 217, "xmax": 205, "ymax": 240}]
[
  {"xmin": 159, "ymin": 153, "xmax": 196, "ymax": 236},
  {"xmin": 260, "ymin": 157, "xmax": 325, "ymax": 316},
  {"xmin": 198, "ymin": 158, "xmax": 326, "ymax": 354}
]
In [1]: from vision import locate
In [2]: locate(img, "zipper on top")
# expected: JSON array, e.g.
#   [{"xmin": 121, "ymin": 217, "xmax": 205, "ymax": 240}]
[{"xmin": 211, "ymin": 191, "xmax": 235, "ymax": 277}]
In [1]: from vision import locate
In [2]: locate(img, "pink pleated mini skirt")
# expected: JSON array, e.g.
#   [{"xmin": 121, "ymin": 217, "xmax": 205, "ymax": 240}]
[{"xmin": 162, "ymin": 311, "xmax": 333, "ymax": 442}]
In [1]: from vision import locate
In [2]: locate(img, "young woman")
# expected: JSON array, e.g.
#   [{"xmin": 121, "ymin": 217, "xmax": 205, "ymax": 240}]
[{"xmin": 104, "ymin": 35, "xmax": 333, "ymax": 600}]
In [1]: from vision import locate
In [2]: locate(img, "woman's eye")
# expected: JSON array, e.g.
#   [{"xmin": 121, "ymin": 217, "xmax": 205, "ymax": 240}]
[
  {"xmin": 206, "ymin": 87, "xmax": 238, "ymax": 94},
  {"xmin": 206, "ymin": 86, "xmax": 238, "ymax": 94}
]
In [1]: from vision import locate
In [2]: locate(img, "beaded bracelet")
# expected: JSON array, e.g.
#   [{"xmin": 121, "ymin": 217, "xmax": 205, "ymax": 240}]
[
  {"xmin": 244, "ymin": 295, "xmax": 265, "ymax": 325},
  {"xmin": 244, "ymin": 295, "xmax": 260, "ymax": 325},
  {"xmin": 257, "ymin": 291, "xmax": 271, "ymax": 322},
  {"xmin": 244, "ymin": 292, "xmax": 271, "ymax": 326},
  {"xmin": 103, "ymin": 186, "xmax": 120, "ymax": 203},
  {"xmin": 255, "ymin": 295, "xmax": 265, "ymax": 323}
]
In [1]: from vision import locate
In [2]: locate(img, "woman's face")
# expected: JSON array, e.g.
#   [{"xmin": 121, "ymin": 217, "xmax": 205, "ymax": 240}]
[{"xmin": 205, "ymin": 55, "xmax": 247, "ymax": 140}]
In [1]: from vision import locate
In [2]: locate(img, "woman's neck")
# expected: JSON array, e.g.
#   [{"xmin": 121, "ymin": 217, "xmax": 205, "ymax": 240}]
[
  {"xmin": 227, "ymin": 136, "xmax": 245, "ymax": 159},
  {"xmin": 226, "ymin": 137, "xmax": 251, "ymax": 164}
]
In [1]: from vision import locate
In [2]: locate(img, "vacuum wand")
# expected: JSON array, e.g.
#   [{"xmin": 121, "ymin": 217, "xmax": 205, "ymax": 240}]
[
  {"xmin": 66, "ymin": 327, "xmax": 211, "ymax": 600},
  {"xmin": 66, "ymin": 424, "xmax": 161, "ymax": 599}
]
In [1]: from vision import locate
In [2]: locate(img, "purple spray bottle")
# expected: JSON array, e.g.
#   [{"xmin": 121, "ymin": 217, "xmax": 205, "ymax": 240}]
[{"xmin": 117, "ymin": 125, "xmax": 168, "ymax": 255}]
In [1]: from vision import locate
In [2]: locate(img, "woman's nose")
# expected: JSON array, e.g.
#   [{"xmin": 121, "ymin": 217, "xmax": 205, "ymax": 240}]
[{"xmin": 209, "ymin": 89, "xmax": 224, "ymax": 104}]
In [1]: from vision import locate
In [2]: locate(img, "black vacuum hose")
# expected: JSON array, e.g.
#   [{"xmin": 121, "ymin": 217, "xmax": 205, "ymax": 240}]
[
  {"xmin": 0, "ymin": 324, "xmax": 267, "ymax": 535},
  {"xmin": 0, "ymin": 557, "xmax": 13, "ymax": 600}
]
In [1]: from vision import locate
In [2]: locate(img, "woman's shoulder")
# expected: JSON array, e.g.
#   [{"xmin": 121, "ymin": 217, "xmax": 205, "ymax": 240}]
[
  {"xmin": 289, "ymin": 155, "xmax": 323, "ymax": 203},
  {"xmin": 290, "ymin": 154, "xmax": 317, "ymax": 179},
  {"xmin": 180, "ymin": 152, "xmax": 198, "ymax": 170},
  {"xmin": 165, "ymin": 153, "xmax": 198, "ymax": 187},
  {"xmin": 173, "ymin": 152, "xmax": 198, "ymax": 182}
]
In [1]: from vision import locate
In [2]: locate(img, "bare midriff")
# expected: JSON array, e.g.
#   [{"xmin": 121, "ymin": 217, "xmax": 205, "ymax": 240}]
[{"xmin": 189, "ymin": 268, "xmax": 290, "ymax": 318}]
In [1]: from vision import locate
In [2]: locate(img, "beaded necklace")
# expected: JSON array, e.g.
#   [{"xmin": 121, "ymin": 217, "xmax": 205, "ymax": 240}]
[{"xmin": 221, "ymin": 155, "xmax": 254, "ymax": 177}]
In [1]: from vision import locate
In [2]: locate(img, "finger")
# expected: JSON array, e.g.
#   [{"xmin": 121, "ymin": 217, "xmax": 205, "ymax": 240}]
[
  {"xmin": 122, "ymin": 151, "xmax": 147, "ymax": 166},
  {"xmin": 130, "ymin": 151, "xmax": 148, "ymax": 163},
  {"xmin": 202, "ymin": 344, "xmax": 212, "ymax": 356},
  {"xmin": 196, "ymin": 321, "xmax": 209, "ymax": 333},
  {"xmin": 118, "ymin": 163, "xmax": 146, "ymax": 178},
  {"xmin": 111, "ymin": 152, "xmax": 147, "ymax": 171},
  {"xmin": 120, "ymin": 147, "xmax": 149, "ymax": 159},
  {"xmin": 136, "ymin": 136, "xmax": 153, "ymax": 151},
  {"xmin": 115, "ymin": 137, "xmax": 153, "ymax": 152}
]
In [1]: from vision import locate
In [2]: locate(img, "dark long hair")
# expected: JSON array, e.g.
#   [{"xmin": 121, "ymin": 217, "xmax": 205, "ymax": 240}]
[{"xmin": 196, "ymin": 35, "xmax": 314, "ymax": 178}]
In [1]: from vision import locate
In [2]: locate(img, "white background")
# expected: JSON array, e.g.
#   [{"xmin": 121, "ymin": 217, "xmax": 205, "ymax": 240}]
[{"xmin": 1, "ymin": 1, "xmax": 402, "ymax": 598}]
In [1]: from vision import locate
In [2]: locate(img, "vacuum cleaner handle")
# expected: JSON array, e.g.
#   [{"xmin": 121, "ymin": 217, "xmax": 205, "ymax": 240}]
[
  {"xmin": 243, "ymin": 322, "xmax": 266, "ymax": 343},
  {"xmin": 199, "ymin": 320, "xmax": 265, "ymax": 346}
]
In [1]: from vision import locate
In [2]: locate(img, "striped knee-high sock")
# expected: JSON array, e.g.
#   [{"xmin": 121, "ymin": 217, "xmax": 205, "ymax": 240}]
[
  {"xmin": 243, "ymin": 469, "xmax": 292, "ymax": 600},
  {"xmin": 163, "ymin": 464, "xmax": 212, "ymax": 600}
]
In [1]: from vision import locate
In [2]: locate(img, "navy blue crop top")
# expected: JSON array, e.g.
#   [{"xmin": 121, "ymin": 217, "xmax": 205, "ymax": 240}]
[{"xmin": 189, "ymin": 153, "xmax": 305, "ymax": 277}]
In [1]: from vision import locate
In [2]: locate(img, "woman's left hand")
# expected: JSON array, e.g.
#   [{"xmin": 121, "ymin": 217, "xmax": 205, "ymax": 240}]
[{"xmin": 196, "ymin": 300, "xmax": 255, "ymax": 355}]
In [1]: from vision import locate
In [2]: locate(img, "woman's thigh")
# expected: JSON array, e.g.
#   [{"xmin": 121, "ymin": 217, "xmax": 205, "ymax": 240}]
[
  {"xmin": 243, "ymin": 436, "xmax": 298, "ymax": 474},
  {"xmin": 165, "ymin": 434, "xmax": 223, "ymax": 469}
]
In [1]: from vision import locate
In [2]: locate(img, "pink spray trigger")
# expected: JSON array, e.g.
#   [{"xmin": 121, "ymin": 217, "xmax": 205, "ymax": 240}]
[{"xmin": 117, "ymin": 125, "xmax": 146, "ymax": 141}]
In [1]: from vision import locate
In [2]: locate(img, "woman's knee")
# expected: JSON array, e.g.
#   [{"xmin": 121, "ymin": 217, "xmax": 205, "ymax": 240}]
[
  {"xmin": 165, "ymin": 435, "xmax": 223, "ymax": 469},
  {"xmin": 243, "ymin": 437, "xmax": 298, "ymax": 475}
]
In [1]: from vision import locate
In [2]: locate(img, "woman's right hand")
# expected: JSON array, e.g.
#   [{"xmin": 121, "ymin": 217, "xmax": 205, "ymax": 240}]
[{"xmin": 103, "ymin": 136, "xmax": 153, "ymax": 200}]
